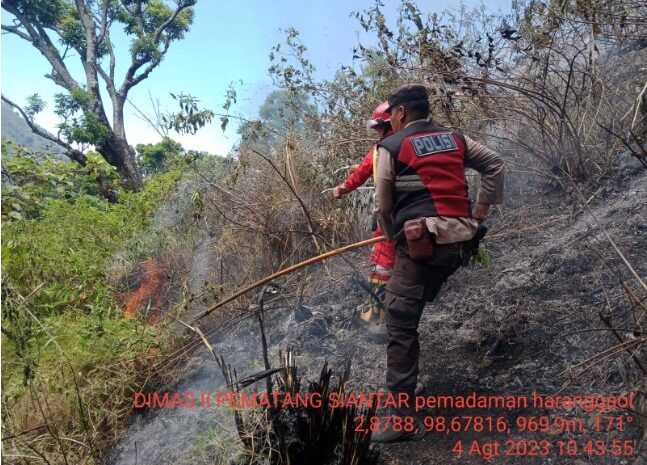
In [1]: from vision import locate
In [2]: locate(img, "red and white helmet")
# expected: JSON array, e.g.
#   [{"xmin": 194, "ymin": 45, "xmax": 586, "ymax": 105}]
[{"xmin": 368, "ymin": 101, "xmax": 391, "ymax": 128}]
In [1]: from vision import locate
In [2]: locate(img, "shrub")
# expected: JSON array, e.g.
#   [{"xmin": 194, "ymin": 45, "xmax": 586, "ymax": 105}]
[{"xmin": 1, "ymin": 146, "xmax": 184, "ymax": 462}]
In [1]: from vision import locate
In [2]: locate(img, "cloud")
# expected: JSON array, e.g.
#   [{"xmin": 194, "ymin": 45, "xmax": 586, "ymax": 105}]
[
  {"xmin": 124, "ymin": 113, "xmax": 236, "ymax": 155},
  {"xmin": 33, "ymin": 110, "xmax": 61, "ymax": 136}
]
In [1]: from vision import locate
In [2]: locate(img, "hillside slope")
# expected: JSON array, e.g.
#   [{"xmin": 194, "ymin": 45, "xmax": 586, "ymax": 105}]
[
  {"xmin": 108, "ymin": 154, "xmax": 646, "ymax": 465},
  {"xmin": 375, "ymin": 155, "xmax": 647, "ymax": 464}
]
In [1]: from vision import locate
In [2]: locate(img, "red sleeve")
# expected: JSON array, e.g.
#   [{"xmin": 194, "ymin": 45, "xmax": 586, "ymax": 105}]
[{"xmin": 341, "ymin": 146, "xmax": 374, "ymax": 193}]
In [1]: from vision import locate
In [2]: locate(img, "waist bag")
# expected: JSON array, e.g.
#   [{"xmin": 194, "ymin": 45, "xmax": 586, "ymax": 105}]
[{"xmin": 403, "ymin": 218, "xmax": 434, "ymax": 261}]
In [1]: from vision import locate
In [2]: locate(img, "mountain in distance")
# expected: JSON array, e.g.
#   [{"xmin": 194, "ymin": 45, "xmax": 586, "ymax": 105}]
[{"xmin": 1, "ymin": 101, "xmax": 65, "ymax": 156}]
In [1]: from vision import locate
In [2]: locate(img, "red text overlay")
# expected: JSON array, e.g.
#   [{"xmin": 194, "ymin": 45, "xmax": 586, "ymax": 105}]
[{"xmin": 132, "ymin": 390, "xmax": 634, "ymax": 412}]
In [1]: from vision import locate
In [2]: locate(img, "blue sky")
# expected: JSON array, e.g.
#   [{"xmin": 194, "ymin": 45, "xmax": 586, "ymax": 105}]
[{"xmin": 2, "ymin": 0, "xmax": 511, "ymax": 155}]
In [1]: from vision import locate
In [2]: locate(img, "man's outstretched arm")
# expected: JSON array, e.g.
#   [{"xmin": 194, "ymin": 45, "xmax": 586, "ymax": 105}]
[
  {"xmin": 332, "ymin": 148, "xmax": 374, "ymax": 198},
  {"xmin": 464, "ymin": 136, "xmax": 505, "ymax": 222}
]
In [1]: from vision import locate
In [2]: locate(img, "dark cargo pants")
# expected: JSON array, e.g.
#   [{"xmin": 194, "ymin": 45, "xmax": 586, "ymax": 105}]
[{"xmin": 384, "ymin": 241, "xmax": 468, "ymax": 396}]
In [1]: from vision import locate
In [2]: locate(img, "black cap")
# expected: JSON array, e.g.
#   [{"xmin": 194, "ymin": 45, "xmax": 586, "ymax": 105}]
[{"xmin": 386, "ymin": 84, "xmax": 429, "ymax": 111}]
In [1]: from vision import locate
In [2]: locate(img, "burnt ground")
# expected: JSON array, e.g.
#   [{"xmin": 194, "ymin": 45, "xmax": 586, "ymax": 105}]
[
  {"xmin": 107, "ymin": 154, "xmax": 646, "ymax": 465},
  {"xmin": 371, "ymin": 155, "xmax": 647, "ymax": 465}
]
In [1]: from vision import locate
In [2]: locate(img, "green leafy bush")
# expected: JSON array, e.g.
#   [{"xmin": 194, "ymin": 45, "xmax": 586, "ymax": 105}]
[
  {"xmin": 136, "ymin": 137, "xmax": 184, "ymax": 175},
  {"xmin": 2, "ymin": 166, "xmax": 181, "ymax": 315},
  {"xmin": 1, "ymin": 142, "xmax": 118, "ymax": 220},
  {"xmin": 1, "ymin": 147, "xmax": 184, "ymax": 460}
]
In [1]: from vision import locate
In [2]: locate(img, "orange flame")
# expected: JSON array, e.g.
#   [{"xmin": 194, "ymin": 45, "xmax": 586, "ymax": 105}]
[{"xmin": 123, "ymin": 258, "xmax": 170, "ymax": 323}]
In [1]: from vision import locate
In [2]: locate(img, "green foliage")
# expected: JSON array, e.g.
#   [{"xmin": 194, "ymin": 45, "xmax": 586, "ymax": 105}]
[
  {"xmin": 220, "ymin": 82, "xmax": 240, "ymax": 132},
  {"xmin": 118, "ymin": 0, "xmax": 196, "ymax": 60},
  {"xmin": 1, "ymin": 144, "xmax": 118, "ymax": 220},
  {"xmin": 135, "ymin": 137, "xmax": 220, "ymax": 178},
  {"xmin": 59, "ymin": 10, "xmax": 85, "ymax": 50},
  {"xmin": 58, "ymin": 111, "xmax": 109, "ymax": 146},
  {"xmin": 136, "ymin": 137, "xmax": 184, "ymax": 175},
  {"xmin": 54, "ymin": 89, "xmax": 109, "ymax": 147},
  {"xmin": 2, "ymin": 157, "xmax": 181, "ymax": 315},
  {"xmin": 25, "ymin": 93, "xmax": 46, "ymax": 119},
  {"xmin": 145, "ymin": 0, "xmax": 195, "ymax": 38},
  {"xmin": 268, "ymin": 28, "xmax": 316, "ymax": 91},
  {"xmin": 474, "ymin": 247, "xmax": 491, "ymax": 268},
  {"xmin": 119, "ymin": 0, "xmax": 194, "ymax": 36},
  {"xmin": 27, "ymin": 311, "xmax": 162, "ymax": 385},
  {"xmin": 2, "ymin": 148, "xmax": 182, "ymax": 458},
  {"xmin": 163, "ymin": 93, "xmax": 214, "ymax": 135},
  {"xmin": 54, "ymin": 91, "xmax": 81, "ymax": 121},
  {"xmin": 1, "ymin": 299, "xmax": 165, "ymax": 461},
  {"xmin": 1, "ymin": 281, "xmax": 37, "ymax": 385},
  {"xmin": 130, "ymin": 34, "xmax": 162, "ymax": 61},
  {"xmin": 15, "ymin": 0, "xmax": 67, "ymax": 27},
  {"xmin": 2, "ymin": 1, "xmax": 199, "ymax": 189}
]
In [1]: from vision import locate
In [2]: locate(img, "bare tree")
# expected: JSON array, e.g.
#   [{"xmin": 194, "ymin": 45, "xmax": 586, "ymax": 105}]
[{"xmin": 1, "ymin": 0, "xmax": 197, "ymax": 190}]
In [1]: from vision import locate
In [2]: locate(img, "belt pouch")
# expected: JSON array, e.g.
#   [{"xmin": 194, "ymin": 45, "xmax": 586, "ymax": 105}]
[{"xmin": 403, "ymin": 218, "xmax": 434, "ymax": 261}]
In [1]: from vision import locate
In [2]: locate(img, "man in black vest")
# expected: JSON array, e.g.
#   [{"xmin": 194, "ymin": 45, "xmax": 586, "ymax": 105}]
[{"xmin": 371, "ymin": 84, "xmax": 505, "ymax": 443}]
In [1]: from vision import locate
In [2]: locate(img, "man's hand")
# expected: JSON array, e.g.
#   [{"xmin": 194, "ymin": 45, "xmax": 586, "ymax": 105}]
[
  {"xmin": 473, "ymin": 204, "xmax": 490, "ymax": 223},
  {"xmin": 348, "ymin": 164, "xmax": 360, "ymax": 175},
  {"xmin": 332, "ymin": 185, "xmax": 347, "ymax": 199}
]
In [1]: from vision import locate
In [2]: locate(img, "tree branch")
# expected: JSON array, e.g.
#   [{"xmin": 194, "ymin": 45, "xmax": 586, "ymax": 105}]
[
  {"xmin": 1, "ymin": 23, "xmax": 33, "ymax": 42},
  {"xmin": 75, "ymin": 0, "xmax": 102, "ymax": 103},
  {"xmin": 250, "ymin": 148, "xmax": 322, "ymax": 252},
  {"xmin": 120, "ymin": 1, "xmax": 193, "ymax": 94},
  {"xmin": 97, "ymin": 65, "xmax": 118, "ymax": 102},
  {"xmin": 127, "ymin": 93, "xmax": 169, "ymax": 139},
  {"xmin": 127, "ymin": 41, "xmax": 170, "ymax": 89},
  {"xmin": 96, "ymin": 0, "xmax": 110, "ymax": 46},
  {"xmin": 1, "ymin": 95, "xmax": 87, "ymax": 165},
  {"xmin": 102, "ymin": 26, "xmax": 117, "ymax": 83},
  {"xmin": 153, "ymin": 1, "xmax": 194, "ymax": 44},
  {"xmin": 133, "ymin": 1, "xmax": 145, "ymax": 33},
  {"xmin": 2, "ymin": 1, "xmax": 80, "ymax": 91}
]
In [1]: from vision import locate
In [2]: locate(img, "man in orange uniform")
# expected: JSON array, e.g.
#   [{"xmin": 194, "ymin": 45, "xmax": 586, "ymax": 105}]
[{"xmin": 331, "ymin": 102, "xmax": 396, "ymax": 336}]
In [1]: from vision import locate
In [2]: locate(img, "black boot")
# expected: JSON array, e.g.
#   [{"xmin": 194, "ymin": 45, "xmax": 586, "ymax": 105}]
[{"xmin": 369, "ymin": 406, "xmax": 426, "ymax": 443}]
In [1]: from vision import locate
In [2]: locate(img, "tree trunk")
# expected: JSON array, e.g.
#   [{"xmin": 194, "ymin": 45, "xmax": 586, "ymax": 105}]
[
  {"xmin": 98, "ymin": 132, "xmax": 142, "ymax": 191},
  {"xmin": 93, "ymin": 96, "xmax": 142, "ymax": 191}
]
